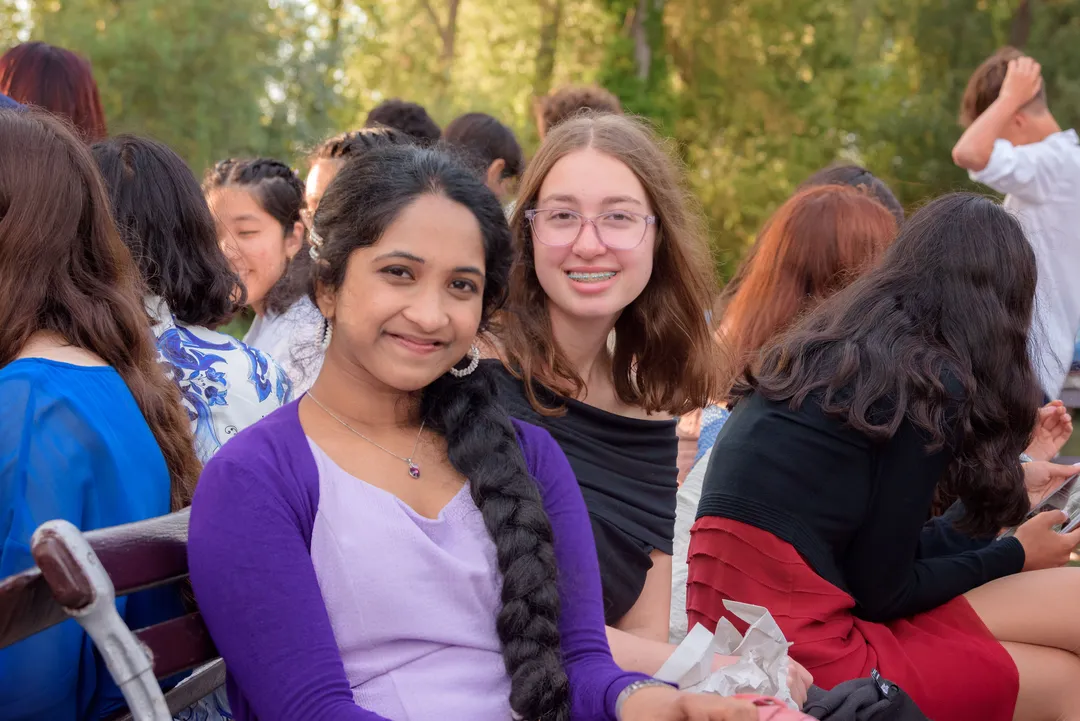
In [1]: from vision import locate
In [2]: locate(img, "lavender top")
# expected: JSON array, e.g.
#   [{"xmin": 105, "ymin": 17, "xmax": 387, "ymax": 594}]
[
  {"xmin": 306, "ymin": 438, "xmax": 509, "ymax": 719},
  {"xmin": 188, "ymin": 400, "xmax": 650, "ymax": 721}
]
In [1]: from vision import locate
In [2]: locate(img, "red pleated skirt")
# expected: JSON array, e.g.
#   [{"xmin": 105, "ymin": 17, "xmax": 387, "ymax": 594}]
[{"xmin": 685, "ymin": 517, "xmax": 1018, "ymax": 721}]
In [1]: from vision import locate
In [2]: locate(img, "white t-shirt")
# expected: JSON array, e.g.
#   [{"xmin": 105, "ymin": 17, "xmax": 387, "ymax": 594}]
[
  {"xmin": 245, "ymin": 296, "xmax": 325, "ymax": 395},
  {"xmin": 970, "ymin": 129, "xmax": 1080, "ymax": 398}
]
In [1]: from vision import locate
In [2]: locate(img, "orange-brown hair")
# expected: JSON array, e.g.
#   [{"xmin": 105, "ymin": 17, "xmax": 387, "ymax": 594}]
[
  {"xmin": 501, "ymin": 114, "xmax": 722, "ymax": 416},
  {"xmin": 960, "ymin": 46, "xmax": 1047, "ymax": 128},
  {"xmin": 538, "ymin": 85, "xmax": 622, "ymax": 135},
  {"xmin": 718, "ymin": 185, "xmax": 897, "ymax": 394},
  {"xmin": 0, "ymin": 110, "xmax": 200, "ymax": 511}
]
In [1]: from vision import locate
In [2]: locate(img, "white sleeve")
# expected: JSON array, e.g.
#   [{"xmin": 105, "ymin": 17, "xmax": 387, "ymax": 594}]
[
  {"xmin": 969, "ymin": 138, "xmax": 1061, "ymax": 203},
  {"xmin": 669, "ymin": 448, "xmax": 710, "ymax": 644}
]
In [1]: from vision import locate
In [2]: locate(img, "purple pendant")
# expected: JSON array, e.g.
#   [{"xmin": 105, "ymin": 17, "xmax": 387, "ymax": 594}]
[{"xmin": 408, "ymin": 462, "xmax": 421, "ymax": 479}]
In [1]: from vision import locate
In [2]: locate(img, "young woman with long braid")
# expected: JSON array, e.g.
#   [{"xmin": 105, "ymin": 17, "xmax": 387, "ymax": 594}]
[{"xmin": 187, "ymin": 145, "xmax": 762, "ymax": 720}]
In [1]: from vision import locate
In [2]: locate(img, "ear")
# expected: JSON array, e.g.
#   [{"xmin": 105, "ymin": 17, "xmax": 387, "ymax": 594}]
[
  {"xmin": 485, "ymin": 159, "xmax": 507, "ymax": 192},
  {"xmin": 284, "ymin": 221, "xmax": 305, "ymax": 260},
  {"xmin": 314, "ymin": 279, "xmax": 336, "ymax": 322}
]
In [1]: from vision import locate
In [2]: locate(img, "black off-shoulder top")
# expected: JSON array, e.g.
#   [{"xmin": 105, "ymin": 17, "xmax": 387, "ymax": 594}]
[{"xmin": 486, "ymin": 360, "xmax": 678, "ymax": 624}]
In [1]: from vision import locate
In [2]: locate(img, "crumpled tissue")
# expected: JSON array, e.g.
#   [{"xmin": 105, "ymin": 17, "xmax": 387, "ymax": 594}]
[{"xmin": 655, "ymin": 600, "xmax": 797, "ymax": 709}]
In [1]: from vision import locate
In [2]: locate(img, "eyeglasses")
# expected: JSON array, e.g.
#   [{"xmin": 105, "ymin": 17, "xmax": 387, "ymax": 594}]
[{"xmin": 524, "ymin": 208, "xmax": 657, "ymax": 250}]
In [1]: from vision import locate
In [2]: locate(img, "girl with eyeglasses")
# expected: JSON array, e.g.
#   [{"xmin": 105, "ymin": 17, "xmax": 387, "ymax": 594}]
[
  {"xmin": 188, "ymin": 143, "xmax": 769, "ymax": 721},
  {"xmin": 484, "ymin": 113, "xmax": 813, "ymax": 701}
]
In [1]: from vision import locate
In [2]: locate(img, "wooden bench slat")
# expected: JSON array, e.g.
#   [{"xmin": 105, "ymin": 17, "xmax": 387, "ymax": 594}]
[{"xmin": 137, "ymin": 612, "xmax": 219, "ymax": 679}]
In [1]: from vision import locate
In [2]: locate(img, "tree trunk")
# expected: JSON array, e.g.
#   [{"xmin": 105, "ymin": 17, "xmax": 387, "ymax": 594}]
[
  {"xmin": 631, "ymin": 0, "xmax": 650, "ymax": 81},
  {"xmin": 329, "ymin": 0, "xmax": 344, "ymax": 44},
  {"xmin": 1009, "ymin": 0, "xmax": 1032, "ymax": 49},
  {"xmin": 534, "ymin": 0, "xmax": 563, "ymax": 98},
  {"xmin": 418, "ymin": 0, "xmax": 461, "ymax": 104}
]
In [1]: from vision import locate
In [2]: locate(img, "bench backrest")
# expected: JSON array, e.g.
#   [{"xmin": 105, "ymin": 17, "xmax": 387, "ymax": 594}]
[{"xmin": 0, "ymin": 510, "xmax": 224, "ymax": 720}]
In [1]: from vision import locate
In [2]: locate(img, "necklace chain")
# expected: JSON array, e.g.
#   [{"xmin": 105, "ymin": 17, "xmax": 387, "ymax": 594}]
[{"xmin": 305, "ymin": 391, "xmax": 426, "ymax": 478}]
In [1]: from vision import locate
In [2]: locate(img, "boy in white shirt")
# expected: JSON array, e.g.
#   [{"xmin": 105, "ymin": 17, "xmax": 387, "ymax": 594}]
[{"xmin": 952, "ymin": 47, "xmax": 1080, "ymax": 399}]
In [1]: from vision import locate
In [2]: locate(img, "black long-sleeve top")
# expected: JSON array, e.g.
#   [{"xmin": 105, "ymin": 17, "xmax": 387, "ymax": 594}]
[{"xmin": 696, "ymin": 390, "xmax": 1025, "ymax": 623}]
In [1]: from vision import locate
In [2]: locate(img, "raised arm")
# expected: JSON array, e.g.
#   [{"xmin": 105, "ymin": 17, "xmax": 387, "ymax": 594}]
[{"xmin": 952, "ymin": 57, "xmax": 1043, "ymax": 172}]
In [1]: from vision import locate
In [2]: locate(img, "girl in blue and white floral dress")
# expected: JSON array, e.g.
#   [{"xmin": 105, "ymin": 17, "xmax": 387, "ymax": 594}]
[{"xmin": 94, "ymin": 135, "xmax": 292, "ymax": 463}]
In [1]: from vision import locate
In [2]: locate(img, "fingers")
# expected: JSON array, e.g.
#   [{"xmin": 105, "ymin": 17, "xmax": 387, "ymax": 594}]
[
  {"xmin": 1062, "ymin": 523, "xmax": 1080, "ymax": 549},
  {"xmin": 787, "ymin": 661, "xmax": 813, "ymax": 708},
  {"xmin": 1044, "ymin": 463, "xmax": 1078, "ymax": 480},
  {"xmin": 1032, "ymin": 510, "xmax": 1069, "ymax": 529},
  {"xmin": 1014, "ymin": 56, "xmax": 1041, "ymax": 77}
]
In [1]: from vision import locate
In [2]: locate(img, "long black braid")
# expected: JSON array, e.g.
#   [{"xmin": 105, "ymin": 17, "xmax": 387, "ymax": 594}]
[{"xmin": 311, "ymin": 145, "xmax": 571, "ymax": 721}]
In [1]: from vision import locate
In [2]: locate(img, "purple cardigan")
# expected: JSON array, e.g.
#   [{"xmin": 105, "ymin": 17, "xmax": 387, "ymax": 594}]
[{"xmin": 188, "ymin": 400, "xmax": 651, "ymax": 720}]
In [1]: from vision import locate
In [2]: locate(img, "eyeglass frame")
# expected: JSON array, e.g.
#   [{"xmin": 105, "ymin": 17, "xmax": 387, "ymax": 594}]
[{"xmin": 524, "ymin": 208, "xmax": 658, "ymax": 249}]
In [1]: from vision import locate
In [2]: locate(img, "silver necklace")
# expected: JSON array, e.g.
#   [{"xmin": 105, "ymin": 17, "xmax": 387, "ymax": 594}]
[{"xmin": 306, "ymin": 391, "xmax": 426, "ymax": 478}]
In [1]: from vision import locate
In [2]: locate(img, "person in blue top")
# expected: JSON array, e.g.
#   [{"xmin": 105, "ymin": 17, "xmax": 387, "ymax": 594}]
[{"xmin": 0, "ymin": 110, "xmax": 202, "ymax": 720}]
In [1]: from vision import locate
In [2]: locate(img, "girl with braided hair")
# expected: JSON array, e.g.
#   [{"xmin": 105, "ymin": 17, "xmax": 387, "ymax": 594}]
[
  {"xmin": 187, "ymin": 144, "xmax": 762, "ymax": 721},
  {"xmin": 305, "ymin": 126, "xmax": 411, "ymax": 218},
  {"xmin": 205, "ymin": 157, "xmax": 324, "ymax": 392}
]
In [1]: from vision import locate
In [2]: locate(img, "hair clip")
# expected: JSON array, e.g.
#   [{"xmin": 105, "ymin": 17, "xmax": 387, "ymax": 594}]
[{"xmin": 309, "ymin": 228, "xmax": 324, "ymax": 261}]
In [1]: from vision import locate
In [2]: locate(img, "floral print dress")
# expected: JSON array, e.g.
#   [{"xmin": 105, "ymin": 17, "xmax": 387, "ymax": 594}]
[{"xmin": 148, "ymin": 297, "xmax": 292, "ymax": 463}]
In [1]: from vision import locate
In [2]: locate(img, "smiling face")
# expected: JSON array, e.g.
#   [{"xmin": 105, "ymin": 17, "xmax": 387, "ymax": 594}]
[
  {"xmin": 207, "ymin": 186, "xmax": 302, "ymax": 314},
  {"xmin": 316, "ymin": 193, "xmax": 486, "ymax": 392},
  {"xmin": 531, "ymin": 147, "xmax": 656, "ymax": 324}
]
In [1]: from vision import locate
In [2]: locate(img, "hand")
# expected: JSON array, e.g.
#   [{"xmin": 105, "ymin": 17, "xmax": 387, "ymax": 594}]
[
  {"xmin": 1026, "ymin": 401, "xmax": 1073, "ymax": 462},
  {"xmin": 787, "ymin": 659, "xmax": 813, "ymax": 709},
  {"xmin": 1023, "ymin": 461, "xmax": 1079, "ymax": 509},
  {"xmin": 999, "ymin": 57, "xmax": 1043, "ymax": 109},
  {"xmin": 620, "ymin": 686, "xmax": 758, "ymax": 721},
  {"xmin": 1014, "ymin": 510, "xmax": 1080, "ymax": 571},
  {"xmin": 710, "ymin": 654, "xmax": 813, "ymax": 708}
]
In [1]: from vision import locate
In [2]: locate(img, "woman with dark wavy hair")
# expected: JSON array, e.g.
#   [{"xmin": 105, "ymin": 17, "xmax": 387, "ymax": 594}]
[
  {"xmin": 94, "ymin": 136, "xmax": 293, "ymax": 462},
  {"xmin": 187, "ymin": 144, "xmax": 761, "ymax": 721},
  {"xmin": 0, "ymin": 110, "xmax": 200, "ymax": 719},
  {"xmin": 0, "ymin": 42, "xmax": 107, "ymax": 142},
  {"xmin": 688, "ymin": 193, "xmax": 1080, "ymax": 721}
]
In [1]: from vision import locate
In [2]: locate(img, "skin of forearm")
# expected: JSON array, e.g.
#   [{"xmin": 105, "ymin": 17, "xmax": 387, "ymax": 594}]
[
  {"xmin": 952, "ymin": 96, "xmax": 1023, "ymax": 171},
  {"xmin": 606, "ymin": 624, "xmax": 738, "ymax": 676}
]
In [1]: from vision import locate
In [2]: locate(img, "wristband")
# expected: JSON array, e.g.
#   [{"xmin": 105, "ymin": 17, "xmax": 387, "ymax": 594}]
[{"xmin": 615, "ymin": 679, "xmax": 673, "ymax": 719}]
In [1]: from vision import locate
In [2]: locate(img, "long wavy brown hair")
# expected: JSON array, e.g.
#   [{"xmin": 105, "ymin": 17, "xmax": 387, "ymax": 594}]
[
  {"xmin": 500, "ymin": 113, "xmax": 722, "ymax": 416},
  {"xmin": 742, "ymin": 194, "xmax": 1039, "ymax": 535},
  {"xmin": 718, "ymin": 185, "xmax": 897, "ymax": 397},
  {"xmin": 0, "ymin": 110, "xmax": 200, "ymax": 511}
]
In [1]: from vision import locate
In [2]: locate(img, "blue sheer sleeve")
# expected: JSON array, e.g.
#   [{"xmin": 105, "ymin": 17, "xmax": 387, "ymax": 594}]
[{"xmin": 0, "ymin": 373, "xmax": 115, "ymax": 720}]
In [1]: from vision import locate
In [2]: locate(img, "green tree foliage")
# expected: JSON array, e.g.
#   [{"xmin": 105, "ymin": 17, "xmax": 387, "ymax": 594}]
[{"xmin": 4, "ymin": 0, "xmax": 1079, "ymax": 278}]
